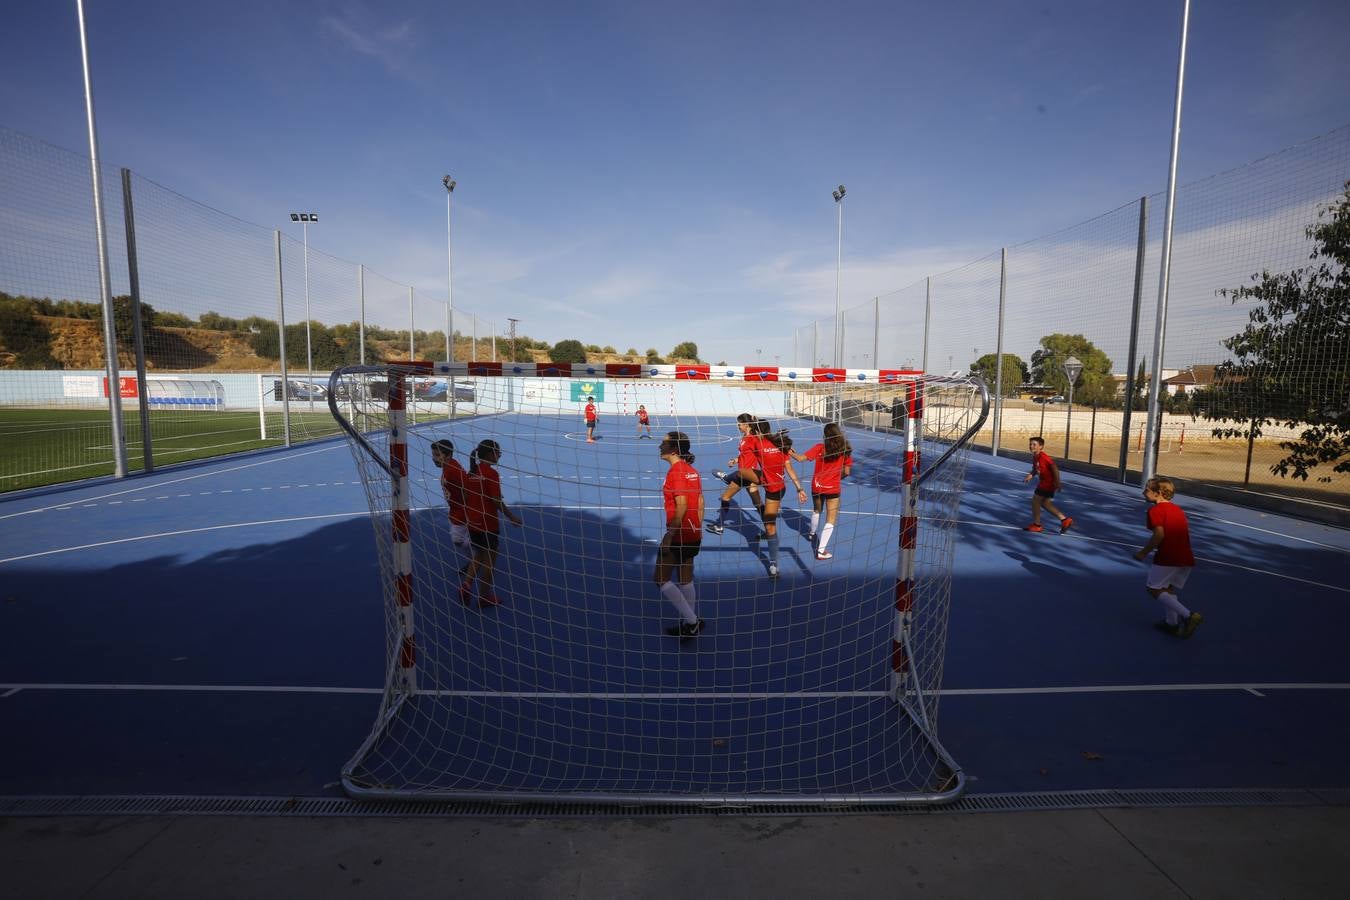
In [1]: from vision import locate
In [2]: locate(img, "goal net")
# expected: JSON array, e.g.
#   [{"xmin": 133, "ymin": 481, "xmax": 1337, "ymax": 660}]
[{"xmin": 330, "ymin": 361, "xmax": 989, "ymax": 806}]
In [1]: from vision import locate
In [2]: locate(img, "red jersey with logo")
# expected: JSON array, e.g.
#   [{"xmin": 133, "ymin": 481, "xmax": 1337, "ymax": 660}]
[
  {"xmin": 736, "ymin": 434, "xmax": 762, "ymax": 472},
  {"xmin": 804, "ymin": 444, "xmax": 852, "ymax": 494},
  {"xmin": 1031, "ymin": 452, "xmax": 1058, "ymax": 491},
  {"xmin": 440, "ymin": 458, "xmax": 468, "ymax": 525},
  {"xmin": 585, "ymin": 402, "xmax": 598, "ymax": 423},
  {"xmin": 464, "ymin": 462, "xmax": 502, "ymax": 533},
  {"xmin": 637, "ymin": 409, "xmax": 649, "ymax": 425},
  {"xmin": 758, "ymin": 440, "xmax": 788, "ymax": 491},
  {"xmin": 663, "ymin": 459, "xmax": 703, "ymax": 543},
  {"xmin": 1146, "ymin": 501, "xmax": 1195, "ymax": 567}
]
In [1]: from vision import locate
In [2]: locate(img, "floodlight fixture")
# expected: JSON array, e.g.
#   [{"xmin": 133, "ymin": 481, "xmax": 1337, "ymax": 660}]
[
  {"xmin": 443, "ymin": 175, "xmax": 456, "ymax": 192},
  {"xmin": 290, "ymin": 213, "xmax": 299, "ymax": 222}
]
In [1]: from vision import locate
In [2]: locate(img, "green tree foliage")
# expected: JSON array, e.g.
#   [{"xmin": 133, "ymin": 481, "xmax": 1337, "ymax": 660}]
[
  {"xmin": 550, "ymin": 339, "xmax": 588, "ymax": 363},
  {"xmin": 969, "ymin": 352, "xmax": 1028, "ymax": 397},
  {"xmin": 1030, "ymin": 334, "xmax": 1114, "ymax": 405},
  {"xmin": 625, "ymin": 347, "xmax": 638, "ymax": 357},
  {"xmin": 645, "ymin": 347, "xmax": 665, "ymax": 365},
  {"xmin": 198, "ymin": 311, "xmax": 246, "ymax": 331},
  {"xmin": 585, "ymin": 343, "xmax": 602, "ymax": 353},
  {"xmin": 1199, "ymin": 181, "xmax": 1350, "ymax": 482},
  {"xmin": 0, "ymin": 293, "xmax": 58, "ymax": 368},
  {"xmin": 670, "ymin": 341, "xmax": 699, "ymax": 361},
  {"xmin": 249, "ymin": 321, "xmax": 363, "ymax": 369}
]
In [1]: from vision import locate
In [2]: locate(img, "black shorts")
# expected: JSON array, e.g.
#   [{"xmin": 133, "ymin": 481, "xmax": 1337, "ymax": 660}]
[
  {"xmin": 469, "ymin": 529, "xmax": 500, "ymax": 552},
  {"xmin": 763, "ymin": 487, "xmax": 786, "ymax": 501},
  {"xmin": 813, "ymin": 491, "xmax": 840, "ymax": 501},
  {"xmin": 661, "ymin": 541, "xmax": 702, "ymax": 564},
  {"xmin": 727, "ymin": 471, "xmax": 760, "ymax": 487},
  {"xmin": 1034, "ymin": 487, "xmax": 1056, "ymax": 499}
]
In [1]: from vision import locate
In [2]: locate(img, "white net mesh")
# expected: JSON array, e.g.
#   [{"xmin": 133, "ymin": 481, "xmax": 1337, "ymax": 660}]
[{"xmin": 332, "ymin": 363, "xmax": 987, "ymax": 805}]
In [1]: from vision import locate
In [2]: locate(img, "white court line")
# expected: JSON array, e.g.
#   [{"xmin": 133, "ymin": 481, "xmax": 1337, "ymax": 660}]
[
  {"xmin": 1, "ymin": 682, "xmax": 1347, "ymax": 699},
  {"xmin": 0, "ymin": 443, "xmax": 345, "ymax": 523},
  {"xmin": 964, "ymin": 453, "xmax": 1350, "ymax": 553}
]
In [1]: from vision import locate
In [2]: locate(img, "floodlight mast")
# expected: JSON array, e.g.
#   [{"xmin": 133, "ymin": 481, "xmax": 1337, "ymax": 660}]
[
  {"xmin": 288, "ymin": 211, "xmax": 317, "ymax": 409},
  {"xmin": 443, "ymin": 175, "xmax": 456, "ymax": 364},
  {"xmin": 832, "ymin": 184, "xmax": 846, "ymax": 368}
]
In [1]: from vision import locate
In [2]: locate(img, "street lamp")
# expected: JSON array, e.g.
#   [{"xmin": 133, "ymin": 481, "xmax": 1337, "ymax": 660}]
[
  {"xmin": 832, "ymin": 184, "xmax": 846, "ymax": 367},
  {"xmin": 1063, "ymin": 355, "xmax": 1083, "ymax": 458},
  {"xmin": 288, "ymin": 211, "xmax": 318, "ymax": 407},
  {"xmin": 442, "ymin": 175, "xmax": 456, "ymax": 363}
]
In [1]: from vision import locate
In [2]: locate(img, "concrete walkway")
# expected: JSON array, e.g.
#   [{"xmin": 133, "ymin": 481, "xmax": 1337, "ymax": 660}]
[{"xmin": 5, "ymin": 805, "xmax": 1350, "ymax": 899}]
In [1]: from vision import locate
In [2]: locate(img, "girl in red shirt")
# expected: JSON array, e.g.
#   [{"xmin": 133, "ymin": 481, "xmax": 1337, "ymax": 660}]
[
  {"xmin": 708, "ymin": 413, "xmax": 765, "ymax": 535},
  {"xmin": 656, "ymin": 431, "xmax": 706, "ymax": 639},
  {"xmin": 431, "ymin": 439, "xmax": 471, "ymax": 558},
  {"xmin": 635, "ymin": 404, "xmax": 653, "ymax": 439},
  {"xmin": 1132, "ymin": 476, "xmax": 1202, "ymax": 638},
  {"xmin": 584, "ymin": 397, "xmax": 598, "ymax": 443},
  {"xmin": 461, "ymin": 439, "xmax": 523, "ymax": 608},
  {"xmin": 753, "ymin": 424, "xmax": 806, "ymax": 577},
  {"xmin": 790, "ymin": 422, "xmax": 852, "ymax": 560}
]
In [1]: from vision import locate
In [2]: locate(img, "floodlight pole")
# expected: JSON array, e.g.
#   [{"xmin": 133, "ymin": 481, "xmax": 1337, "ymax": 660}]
[
  {"xmin": 1142, "ymin": 0, "xmax": 1190, "ymax": 485},
  {"xmin": 443, "ymin": 175, "xmax": 456, "ymax": 363},
  {"xmin": 832, "ymin": 184, "xmax": 846, "ymax": 368},
  {"xmin": 288, "ymin": 212, "xmax": 317, "ymax": 410},
  {"xmin": 76, "ymin": 0, "xmax": 127, "ymax": 478}
]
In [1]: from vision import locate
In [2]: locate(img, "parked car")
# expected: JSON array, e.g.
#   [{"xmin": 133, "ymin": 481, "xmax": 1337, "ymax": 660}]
[
  {"xmin": 273, "ymin": 379, "xmax": 328, "ymax": 401},
  {"xmin": 411, "ymin": 378, "xmax": 475, "ymax": 403},
  {"xmin": 1047, "ymin": 395, "xmax": 1067, "ymax": 404}
]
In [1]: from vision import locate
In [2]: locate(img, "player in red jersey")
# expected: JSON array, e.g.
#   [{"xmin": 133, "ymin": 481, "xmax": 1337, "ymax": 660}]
[
  {"xmin": 635, "ymin": 404, "xmax": 653, "ymax": 439},
  {"xmin": 656, "ymin": 431, "xmax": 706, "ymax": 639},
  {"xmin": 584, "ymin": 396, "xmax": 599, "ymax": 443},
  {"xmin": 1022, "ymin": 436, "xmax": 1073, "ymax": 533},
  {"xmin": 752, "ymin": 424, "xmax": 806, "ymax": 577},
  {"xmin": 707, "ymin": 413, "xmax": 765, "ymax": 535},
  {"xmin": 790, "ymin": 422, "xmax": 853, "ymax": 560},
  {"xmin": 461, "ymin": 439, "xmax": 523, "ymax": 608},
  {"xmin": 1133, "ymin": 476, "xmax": 1202, "ymax": 638},
  {"xmin": 430, "ymin": 439, "xmax": 471, "ymax": 568}
]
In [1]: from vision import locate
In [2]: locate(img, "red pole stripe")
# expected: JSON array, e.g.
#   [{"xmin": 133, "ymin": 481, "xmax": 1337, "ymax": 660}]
[
  {"xmin": 390, "ymin": 441, "xmax": 407, "ymax": 475},
  {"xmin": 387, "ymin": 376, "xmax": 406, "ymax": 411},
  {"xmin": 903, "ymin": 450, "xmax": 917, "ymax": 484},
  {"xmin": 392, "ymin": 508, "xmax": 410, "ymax": 542},
  {"xmin": 900, "ymin": 516, "xmax": 917, "ymax": 549},
  {"xmin": 891, "ymin": 639, "xmax": 909, "ymax": 673},
  {"xmin": 396, "ymin": 572, "xmax": 412, "ymax": 607},
  {"xmin": 399, "ymin": 635, "xmax": 416, "ymax": 668},
  {"xmin": 895, "ymin": 580, "xmax": 913, "ymax": 613}
]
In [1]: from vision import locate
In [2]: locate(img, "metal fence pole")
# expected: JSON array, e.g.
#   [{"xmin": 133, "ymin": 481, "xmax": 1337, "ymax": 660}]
[
  {"xmin": 274, "ymin": 230, "xmax": 291, "ymax": 447},
  {"xmin": 922, "ymin": 277, "xmax": 931, "ymax": 376},
  {"xmin": 358, "ymin": 264, "xmax": 366, "ymax": 365},
  {"xmin": 120, "ymin": 168, "xmax": 153, "ymax": 473},
  {"xmin": 992, "ymin": 248, "xmax": 1007, "ymax": 455},
  {"xmin": 408, "ymin": 286, "xmax": 415, "ymax": 359},
  {"xmin": 1119, "ymin": 195, "xmax": 1149, "ymax": 481},
  {"xmin": 872, "ymin": 296, "xmax": 880, "ymax": 370}
]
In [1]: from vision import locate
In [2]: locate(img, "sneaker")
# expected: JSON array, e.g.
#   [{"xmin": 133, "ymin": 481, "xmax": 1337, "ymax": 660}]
[
  {"xmin": 458, "ymin": 583, "xmax": 474, "ymax": 607},
  {"xmin": 1180, "ymin": 611, "xmax": 1204, "ymax": 639},
  {"xmin": 815, "ymin": 550, "xmax": 833, "ymax": 561},
  {"xmin": 714, "ymin": 470, "xmax": 729, "ymax": 483},
  {"xmin": 768, "ymin": 563, "xmax": 779, "ymax": 578},
  {"xmin": 479, "ymin": 592, "xmax": 502, "ymax": 608},
  {"xmin": 1023, "ymin": 523, "xmax": 1044, "ymax": 532},
  {"xmin": 806, "ymin": 532, "xmax": 816, "ymax": 543},
  {"xmin": 664, "ymin": 618, "xmax": 705, "ymax": 639},
  {"xmin": 1153, "ymin": 620, "xmax": 1180, "ymax": 636},
  {"xmin": 706, "ymin": 521, "xmax": 724, "ymax": 535},
  {"xmin": 1060, "ymin": 517, "xmax": 1075, "ymax": 534}
]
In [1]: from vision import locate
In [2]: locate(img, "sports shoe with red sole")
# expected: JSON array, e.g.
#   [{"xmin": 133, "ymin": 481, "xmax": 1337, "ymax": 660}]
[
  {"xmin": 1060, "ymin": 517, "xmax": 1075, "ymax": 533},
  {"xmin": 1023, "ymin": 523, "xmax": 1044, "ymax": 532}
]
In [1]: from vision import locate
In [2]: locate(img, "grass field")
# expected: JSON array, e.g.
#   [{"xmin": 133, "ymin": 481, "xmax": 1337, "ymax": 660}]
[{"xmin": 0, "ymin": 407, "xmax": 343, "ymax": 492}]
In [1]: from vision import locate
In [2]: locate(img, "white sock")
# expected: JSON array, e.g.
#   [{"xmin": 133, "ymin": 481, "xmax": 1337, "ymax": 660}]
[
  {"xmin": 810, "ymin": 512, "xmax": 820, "ymax": 536},
  {"xmin": 818, "ymin": 522, "xmax": 835, "ymax": 553},
  {"xmin": 661, "ymin": 580, "xmax": 697, "ymax": 623},
  {"xmin": 1157, "ymin": 591, "xmax": 1190, "ymax": 620},
  {"xmin": 1165, "ymin": 611, "xmax": 1179, "ymax": 626},
  {"xmin": 678, "ymin": 580, "xmax": 697, "ymax": 616}
]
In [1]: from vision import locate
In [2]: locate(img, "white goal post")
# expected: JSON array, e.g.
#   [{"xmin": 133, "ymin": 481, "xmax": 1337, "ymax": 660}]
[{"xmin": 330, "ymin": 361, "xmax": 989, "ymax": 807}]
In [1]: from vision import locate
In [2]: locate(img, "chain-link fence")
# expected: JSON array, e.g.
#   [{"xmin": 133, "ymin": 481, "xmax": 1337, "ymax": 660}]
[
  {"xmin": 796, "ymin": 126, "xmax": 1350, "ymax": 513},
  {"xmin": 0, "ymin": 127, "xmax": 503, "ymax": 492}
]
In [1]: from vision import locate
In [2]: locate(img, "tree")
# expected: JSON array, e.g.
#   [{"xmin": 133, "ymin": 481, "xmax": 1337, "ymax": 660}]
[
  {"xmin": 1029, "ymin": 334, "xmax": 1114, "ymax": 405},
  {"xmin": 550, "ymin": 339, "xmax": 588, "ymax": 363},
  {"xmin": 969, "ymin": 353, "xmax": 1027, "ymax": 397},
  {"xmin": 0, "ymin": 293, "xmax": 58, "ymax": 368},
  {"xmin": 670, "ymin": 341, "xmax": 699, "ymax": 362},
  {"xmin": 1200, "ymin": 181, "xmax": 1350, "ymax": 482}
]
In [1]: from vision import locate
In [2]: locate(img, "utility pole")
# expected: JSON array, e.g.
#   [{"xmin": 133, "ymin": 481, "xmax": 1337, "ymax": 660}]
[{"xmin": 507, "ymin": 317, "xmax": 520, "ymax": 362}]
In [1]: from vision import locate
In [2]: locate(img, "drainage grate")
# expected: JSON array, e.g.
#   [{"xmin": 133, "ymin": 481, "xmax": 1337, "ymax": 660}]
[{"xmin": 0, "ymin": 787, "xmax": 1339, "ymax": 819}]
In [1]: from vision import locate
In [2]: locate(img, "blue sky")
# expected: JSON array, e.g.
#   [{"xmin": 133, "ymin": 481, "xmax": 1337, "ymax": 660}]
[{"xmin": 2, "ymin": 0, "xmax": 1349, "ymax": 366}]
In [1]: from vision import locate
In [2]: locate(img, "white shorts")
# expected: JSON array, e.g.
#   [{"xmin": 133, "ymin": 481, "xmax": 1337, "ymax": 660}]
[
  {"xmin": 1146, "ymin": 564, "xmax": 1192, "ymax": 591},
  {"xmin": 450, "ymin": 522, "xmax": 470, "ymax": 548}
]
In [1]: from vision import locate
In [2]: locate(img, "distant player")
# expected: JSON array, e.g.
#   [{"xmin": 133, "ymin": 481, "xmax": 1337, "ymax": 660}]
[
  {"xmin": 708, "ymin": 413, "xmax": 765, "ymax": 535},
  {"xmin": 461, "ymin": 439, "xmax": 523, "ymax": 608},
  {"xmin": 635, "ymin": 404, "xmax": 653, "ymax": 439},
  {"xmin": 755, "ymin": 425, "xmax": 807, "ymax": 577},
  {"xmin": 430, "ymin": 439, "xmax": 471, "ymax": 565},
  {"xmin": 584, "ymin": 396, "xmax": 599, "ymax": 443},
  {"xmin": 1133, "ymin": 476, "xmax": 1202, "ymax": 638},
  {"xmin": 790, "ymin": 422, "xmax": 853, "ymax": 560},
  {"xmin": 1023, "ymin": 436, "xmax": 1073, "ymax": 533},
  {"xmin": 656, "ymin": 431, "xmax": 706, "ymax": 639}
]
